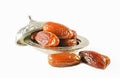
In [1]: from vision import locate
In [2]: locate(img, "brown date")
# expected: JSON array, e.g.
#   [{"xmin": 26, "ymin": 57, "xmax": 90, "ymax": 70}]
[
  {"xmin": 43, "ymin": 22, "xmax": 73, "ymax": 39},
  {"xmin": 79, "ymin": 51, "xmax": 110, "ymax": 69},
  {"xmin": 35, "ymin": 31, "xmax": 60, "ymax": 47},
  {"xmin": 59, "ymin": 39, "xmax": 77, "ymax": 46},
  {"xmin": 48, "ymin": 52, "xmax": 81, "ymax": 67},
  {"xmin": 58, "ymin": 30, "xmax": 77, "ymax": 46}
]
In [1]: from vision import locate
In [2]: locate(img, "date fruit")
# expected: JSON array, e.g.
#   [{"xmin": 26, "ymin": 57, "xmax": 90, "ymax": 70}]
[
  {"xmin": 48, "ymin": 52, "xmax": 81, "ymax": 67},
  {"xmin": 35, "ymin": 31, "xmax": 60, "ymax": 47},
  {"xmin": 58, "ymin": 29, "xmax": 77, "ymax": 46},
  {"xmin": 79, "ymin": 51, "xmax": 110, "ymax": 69},
  {"xmin": 43, "ymin": 22, "xmax": 73, "ymax": 39}
]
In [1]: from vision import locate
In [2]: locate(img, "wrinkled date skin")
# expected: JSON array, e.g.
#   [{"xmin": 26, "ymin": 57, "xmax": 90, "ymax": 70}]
[
  {"xmin": 35, "ymin": 31, "xmax": 60, "ymax": 47},
  {"xmin": 43, "ymin": 22, "xmax": 73, "ymax": 39},
  {"xmin": 31, "ymin": 22, "xmax": 78, "ymax": 47},
  {"xmin": 59, "ymin": 30, "xmax": 77, "ymax": 46},
  {"xmin": 79, "ymin": 51, "xmax": 110, "ymax": 69},
  {"xmin": 48, "ymin": 52, "xmax": 81, "ymax": 67}
]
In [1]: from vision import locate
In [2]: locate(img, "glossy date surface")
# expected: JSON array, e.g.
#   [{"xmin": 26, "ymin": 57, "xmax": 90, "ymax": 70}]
[
  {"xmin": 48, "ymin": 52, "xmax": 81, "ymax": 67},
  {"xmin": 79, "ymin": 51, "xmax": 110, "ymax": 69},
  {"xmin": 35, "ymin": 31, "xmax": 60, "ymax": 47},
  {"xmin": 43, "ymin": 22, "xmax": 73, "ymax": 39}
]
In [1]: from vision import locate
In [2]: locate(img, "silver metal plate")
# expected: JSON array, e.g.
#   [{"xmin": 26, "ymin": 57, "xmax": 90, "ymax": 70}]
[
  {"xmin": 24, "ymin": 35, "xmax": 89, "ymax": 54},
  {"xmin": 16, "ymin": 17, "xmax": 89, "ymax": 54}
]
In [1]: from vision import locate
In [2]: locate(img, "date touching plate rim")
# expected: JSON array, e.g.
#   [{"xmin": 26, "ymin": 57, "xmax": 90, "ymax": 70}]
[
  {"xmin": 24, "ymin": 35, "xmax": 89, "ymax": 54},
  {"xmin": 16, "ymin": 17, "xmax": 89, "ymax": 54}
]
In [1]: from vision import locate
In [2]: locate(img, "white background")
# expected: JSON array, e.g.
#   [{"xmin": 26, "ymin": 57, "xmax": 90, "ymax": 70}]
[{"xmin": 0, "ymin": 0, "xmax": 120, "ymax": 78}]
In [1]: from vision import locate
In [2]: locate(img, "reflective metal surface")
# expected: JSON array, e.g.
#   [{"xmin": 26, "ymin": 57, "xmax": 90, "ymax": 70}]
[
  {"xmin": 16, "ymin": 17, "xmax": 89, "ymax": 54},
  {"xmin": 24, "ymin": 35, "xmax": 89, "ymax": 54},
  {"xmin": 16, "ymin": 17, "xmax": 45, "ymax": 45}
]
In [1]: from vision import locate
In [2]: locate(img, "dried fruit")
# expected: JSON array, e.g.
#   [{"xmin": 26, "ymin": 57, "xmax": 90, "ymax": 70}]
[
  {"xmin": 48, "ymin": 52, "xmax": 81, "ymax": 67},
  {"xmin": 43, "ymin": 22, "xmax": 73, "ymax": 39},
  {"xmin": 35, "ymin": 31, "xmax": 60, "ymax": 47},
  {"xmin": 59, "ymin": 39, "xmax": 77, "ymax": 46},
  {"xmin": 79, "ymin": 51, "xmax": 110, "ymax": 69}
]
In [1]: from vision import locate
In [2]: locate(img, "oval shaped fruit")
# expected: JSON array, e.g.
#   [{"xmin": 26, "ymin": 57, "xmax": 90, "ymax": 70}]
[
  {"xmin": 43, "ymin": 22, "xmax": 73, "ymax": 39},
  {"xmin": 79, "ymin": 51, "xmax": 110, "ymax": 69},
  {"xmin": 48, "ymin": 52, "xmax": 81, "ymax": 67},
  {"xmin": 35, "ymin": 31, "xmax": 60, "ymax": 47}
]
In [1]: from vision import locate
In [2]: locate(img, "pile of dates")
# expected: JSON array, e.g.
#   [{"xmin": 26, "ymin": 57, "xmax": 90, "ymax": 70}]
[
  {"xmin": 31, "ymin": 22, "xmax": 77, "ymax": 47},
  {"xmin": 30, "ymin": 21, "xmax": 110, "ymax": 69}
]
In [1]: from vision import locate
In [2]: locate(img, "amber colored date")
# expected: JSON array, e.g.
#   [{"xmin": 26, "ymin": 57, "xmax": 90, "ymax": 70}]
[
  {"xmin": 79, "ymin": 51, "xmax": 110, "ymax": 69},
  {"xmin": 35, "ymin": 31, "xmax": 60, "ymax": 47},
  {"xmin": 48, "ymin": 52, "xmax": 81, "ymax": 67},
  {"xmin": 43, "ymin": 22, "xmax": 73, "ymax": 39},
  {"xmin": 58, "ymin": 30, "xmax": 77, "ymax": 46}
]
